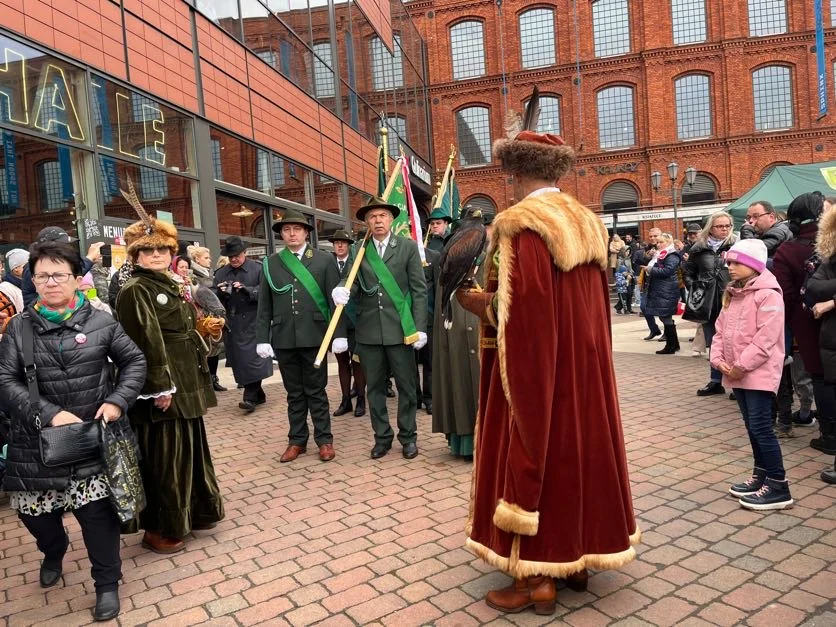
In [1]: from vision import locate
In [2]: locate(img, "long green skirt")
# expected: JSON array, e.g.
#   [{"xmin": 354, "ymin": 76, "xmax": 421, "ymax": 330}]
[
  {"xmin": 448, "ymin": 434, "xmax": 474, "ymax": 457},
  {"xmin": 124, "ymin": 417, "xmax": 224, "ymax": 538}
]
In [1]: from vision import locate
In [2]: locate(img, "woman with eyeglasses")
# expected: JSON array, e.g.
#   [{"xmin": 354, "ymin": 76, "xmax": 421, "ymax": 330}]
[
  {"xmin": 114, "ymin": 217, "xmax": 224, "ymax": 555},
  {"xmin": 0, "ymin": 241, "xmax": 146, "ymax": 621},
  {"xmin": 683, "ymin": 211, "xmax": 737, "ymax": 396}
]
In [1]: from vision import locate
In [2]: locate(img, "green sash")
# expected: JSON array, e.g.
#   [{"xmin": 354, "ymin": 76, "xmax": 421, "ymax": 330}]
[
  {"xmin": 262, "ymin": 250, "xmax": 331, "ymax": 322},
  {"xmin": 365, "ymin": 241, "xmax": 419, "ymax": 343}
]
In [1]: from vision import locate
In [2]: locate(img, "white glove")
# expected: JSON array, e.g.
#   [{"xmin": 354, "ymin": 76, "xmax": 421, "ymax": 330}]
[
  {"xmin": 332, "ymin": 338, "xmax": 349, "ymax": 354},
  {"xmin": 256, "ymin": 343, "xmax": 275, "ymax": 359},
  {"xmin": 332, "ymin": 286, "xmax": 351, "ymax": 305},
  {"xmin": 413, "ymin": 332, "xmax": 427, "ymax": 350}
]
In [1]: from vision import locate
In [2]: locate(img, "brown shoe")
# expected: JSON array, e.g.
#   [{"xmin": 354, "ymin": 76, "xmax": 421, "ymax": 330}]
[
  {"xmin": 564, "ymin": 569, "xmax": 589, "ymax": 592},
  {"xmin": 485, "ymin": 576, "xmax": 556, "ymax": 615},
  {"xmin": 318, "ymin": 443, "xmax": 335, "ymax": 462},
  {"xmin": 280, "ymin": 444, "xmax": 306, "ymax": 463},
  {"xmin": 141, "ymin": 531, "xmax": 185, "ymax": 554}
]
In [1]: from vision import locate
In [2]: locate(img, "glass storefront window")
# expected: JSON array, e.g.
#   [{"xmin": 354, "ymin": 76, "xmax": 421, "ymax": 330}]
[
  {"xmin": 347, "ymin": 186, "xmax": 371, "ymax": 223},
  {"xmin": 216, "ymin": 193, "xmax": 269, "ymax": 257},
  {"xmin": 210, "ymin": 127, "xmax": 273, "ymax": 196},
  {"xmin": 99, "ymin": 155, "xmax": 200, "ymax": 228},
  {"xmin": 0, "ymin": 33, "xmax": 90, "ymax": 146},
  {"xmin": 312, "ymin": 176, "xmax": 342, "ymax": 215},
  {"xmin": 268, "ymin": 0, "xmax": 314, "ymax": 48},
  {"xmin": 90, "ymin": 75, "xmax": 196, "ymax": 175},
  {"xmin": 196, "ymin": 0, "xmax": 243, "ymax": 41},
  {"xmin": 316, "ymin": 217, "xmax": 342, "ymax": 249},
  {"xmin": 273, "ymin": 155, "xmax": 311, "ymax": 205}
]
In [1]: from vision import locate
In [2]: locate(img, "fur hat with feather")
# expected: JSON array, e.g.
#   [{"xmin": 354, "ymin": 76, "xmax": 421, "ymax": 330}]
[
  {"xmin": 121, "ymin": 178, "xmax": 179, "ymax": 259},
  {"xmin": 493, "ymin": 86, "xmax": 575, "ymax": 181}
]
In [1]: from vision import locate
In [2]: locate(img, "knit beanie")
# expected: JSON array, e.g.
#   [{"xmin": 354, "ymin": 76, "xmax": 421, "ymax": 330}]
[
  {"xmin": 725, "ymin": 239, "xmax": 767, "ymax": 273},
  {"xmin": 5, "ymin": 248, "xmax": 29, "ymax": 271}
]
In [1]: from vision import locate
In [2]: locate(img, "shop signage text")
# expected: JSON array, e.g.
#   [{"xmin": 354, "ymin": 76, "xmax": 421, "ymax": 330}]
[
  {"xmin": 409, "ymin": 156, "xmax": 431, "ymax": 186},
  {"xmin": 595, "ymin": 162, "xmax": 639, "ymax": 175}
]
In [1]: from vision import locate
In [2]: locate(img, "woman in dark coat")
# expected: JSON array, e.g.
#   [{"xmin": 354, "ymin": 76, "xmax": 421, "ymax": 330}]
[
  {"xmin": 806, "ymin": 203, "xmax": 836, "ymax": 479},
  {"xmin": 0, "ymin": 241, "xmax": 146, "ymax": 621},
  {"xmin": 644, "ymin": 232, "xmax": 683, "ymax": 354},
  {"xmin": 683, "ymin": 211, "xmax": 736, "ymax": 396},
  {"xmin": 115, "ymin": 217, "xmax": 224, "ymax": 554}
]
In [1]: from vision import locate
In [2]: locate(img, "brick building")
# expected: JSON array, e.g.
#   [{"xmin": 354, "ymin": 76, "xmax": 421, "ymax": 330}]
[{"xmin": 408, "ymin": 0, "xmax": 836, "ymax": 238}]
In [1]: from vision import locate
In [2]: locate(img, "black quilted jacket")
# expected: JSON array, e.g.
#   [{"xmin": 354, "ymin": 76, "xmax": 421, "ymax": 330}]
[{"xmin": 0, "ymin": 303, "xmax": 146, "ymax": 491}]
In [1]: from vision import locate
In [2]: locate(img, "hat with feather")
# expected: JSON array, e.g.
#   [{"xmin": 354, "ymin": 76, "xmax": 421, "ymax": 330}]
[
  {"xmin": 493, "ymin": 86, "xmax": 575, "ymax": 181},
  {"xmin": 120, "ymin": 178, "xmax": 179, "ymax": 259}
]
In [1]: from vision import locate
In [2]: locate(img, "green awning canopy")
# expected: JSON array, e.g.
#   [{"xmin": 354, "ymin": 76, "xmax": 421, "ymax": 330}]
[{"xmin": 727, "ymin": 161, "xmax": 836, "ymax": 226}]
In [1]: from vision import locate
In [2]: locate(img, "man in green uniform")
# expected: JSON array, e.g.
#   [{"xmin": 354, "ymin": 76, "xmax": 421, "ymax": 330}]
[
  {"xmin": 426, "ymin": 209, "xmax": 451, "ymax": 253},
  {"xmin": 256, "ymin": 208, "xmax": 346, "ymax": 463},
  {"xmin": 332, "ymin": 198, "xmax": 427, "ymax": 459}
]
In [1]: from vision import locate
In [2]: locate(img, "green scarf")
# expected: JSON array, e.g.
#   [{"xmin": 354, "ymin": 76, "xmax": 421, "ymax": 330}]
[{"xmin": 34, "ymin": 291, "xmax": 86, "ymax": 323}]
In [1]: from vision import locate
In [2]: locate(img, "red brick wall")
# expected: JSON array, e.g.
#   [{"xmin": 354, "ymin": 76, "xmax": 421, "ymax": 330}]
[{"xmin": 409, "ymin": 0, "xmax": 836, "ymax": 215}]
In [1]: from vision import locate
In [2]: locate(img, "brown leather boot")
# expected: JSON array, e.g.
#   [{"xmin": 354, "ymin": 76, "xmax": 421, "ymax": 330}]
[
  {"xmin": 141, "ymin": 531, "xmax": 185, "ymax": 554},
  {"xmin": 485, "ymin": 576, "xmax": 556, "ymax": 615},
  {"xmin": 280, "ymin": 445, "xmax": 306, "ymax": 463}
]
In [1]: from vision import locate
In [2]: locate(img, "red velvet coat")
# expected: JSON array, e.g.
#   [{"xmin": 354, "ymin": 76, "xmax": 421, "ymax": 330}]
[{"xmin": 460, "ymin": 191, "xmax": 640, "ymax": 579}]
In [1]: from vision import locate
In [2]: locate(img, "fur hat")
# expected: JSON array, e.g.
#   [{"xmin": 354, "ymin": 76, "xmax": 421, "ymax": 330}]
[
  {"xmin": 493, "ymin": 131, "xmax": 575, "ymax": 182},
  {"xmin": 124, "ymin": 218, "xmax": 178, "ymax": 259},
  {"xmin": 725, "ymin": 239, "xmax": 768, "ymax": 274}
]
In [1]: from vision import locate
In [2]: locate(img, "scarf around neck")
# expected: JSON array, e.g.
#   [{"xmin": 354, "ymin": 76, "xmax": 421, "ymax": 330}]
[
  {"xmin": 707, "ymin": 236, "xmax": 725, "ymax": 252},
  {"xmin": 34, "ymin": 291, "xmax": 86, "ymax": 323}
]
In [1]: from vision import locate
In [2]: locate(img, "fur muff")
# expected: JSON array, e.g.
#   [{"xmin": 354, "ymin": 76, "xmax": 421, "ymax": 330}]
[
  {"xmin": 125, "ymin": 219, "xmax": 179, "ymax": 259},
  {"xmin": 493, "ymin": 499, "xmax": 539, "ymax": 536},
  {"xmin": 493, "ymin": 138, "xmax": 575, "ymax": 181}
]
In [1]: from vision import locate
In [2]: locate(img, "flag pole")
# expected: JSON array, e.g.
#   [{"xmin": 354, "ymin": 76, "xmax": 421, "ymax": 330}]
[
  {"xmin": 433, "ymin": 144, "xmax": 457, "ymax": 210},
  {"xmin": 424, "ymin": 180, "xmax": 442, "ymax": 247},
  {"xmin": 380, "ymin": 125, "xmax": 389, "ymax": 173}
]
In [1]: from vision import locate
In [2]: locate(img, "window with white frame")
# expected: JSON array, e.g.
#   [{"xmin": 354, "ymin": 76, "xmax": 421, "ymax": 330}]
[
  {"xmin": 312, "ymin": 42, "xmax": 335, "ymax": 98},
  {"xmin": 832, "ymin": 0, "xmax": 836, "ymax": 26},
  {"xmin": 592, "ymin": 0, "xmax": 631, "ymax": 58},
  {"xmin": 671, "ymin": 0, "xmax": 706, "ymax": 45},
  {"xmin": 450, "ymin": 21, "xmax": 486, "ymax": 80},
  {"xmin": 138, "ymin": 147, "xmax": 169, "ymax": 200},
  {"xmin": 748, "ymin": 0, "xmax": 787, "ymax": 36},
  {"xmin": 597, "ymin": 86, "xmax": 635, "ymax": 149},
  {"xmin": 456, "ymin": 106, "xmax": 491, "ymax": 166},
  {"xmin": 256, "ymin": 49, "xmax": 277, "ymax": 68},
  {"xmin": 381, "ymin": 115, "xmax": 407, "ymax": 157},
  {"xmin": 675, "ymin": 74, "xmax": 712, "ymax": 140},
  {"xmin": 370, "ymin": 35, "xmax": 404, "ymax": 91},
  {"xmin": 752, "ymin": 66, "xmax": 793, "ymax": 131},
  {"xmin": 519, "ymin": 9, "xmax": 555, "ymax": 68}
]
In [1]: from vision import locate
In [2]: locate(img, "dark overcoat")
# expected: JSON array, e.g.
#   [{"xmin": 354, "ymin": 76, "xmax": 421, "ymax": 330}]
[{"xmin": 644, "ymin": 250, "xmax": 683, "ymax": 317}]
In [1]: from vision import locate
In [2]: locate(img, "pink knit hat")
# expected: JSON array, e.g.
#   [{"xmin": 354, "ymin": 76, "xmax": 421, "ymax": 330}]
[{"xmin": 725, "ymin": 239, "xmax": 767, "ymax": 273}]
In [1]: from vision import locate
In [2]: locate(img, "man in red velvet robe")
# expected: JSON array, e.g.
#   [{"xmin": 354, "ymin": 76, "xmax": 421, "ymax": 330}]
[{"xmin": 457, "ymin": 125, "xmax": 640, "ymax": 615}]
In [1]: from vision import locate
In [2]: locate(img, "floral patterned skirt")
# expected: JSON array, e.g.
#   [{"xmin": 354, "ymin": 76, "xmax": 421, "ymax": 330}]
[{"xmin": 10, "ymin": 475, "xmax": 110, "ymax": 516}]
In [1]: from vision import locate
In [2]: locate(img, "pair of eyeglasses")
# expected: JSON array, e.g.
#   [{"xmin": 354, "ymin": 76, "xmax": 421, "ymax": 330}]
[
  {"xmin": 33, "ymin": 273, "xmax": 74, "ymax": 285},
  {"xmin": 713, "ymin": 224, "xmax": 733, "ymax": 229},
  {"xmin": 746, "ymin": 213, "xmax": 768, "ymax": 222}
]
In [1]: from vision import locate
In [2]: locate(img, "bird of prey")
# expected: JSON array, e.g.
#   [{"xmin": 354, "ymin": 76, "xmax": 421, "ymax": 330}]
[{"xmin": 438, "ymin": 209, "xmax": 487, "ymax": 329}]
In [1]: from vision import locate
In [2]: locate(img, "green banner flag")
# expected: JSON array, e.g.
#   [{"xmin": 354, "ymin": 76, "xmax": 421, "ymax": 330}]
[{"xmin": 385, "ymin": 163, "xmax": 412, "ymax": 239}]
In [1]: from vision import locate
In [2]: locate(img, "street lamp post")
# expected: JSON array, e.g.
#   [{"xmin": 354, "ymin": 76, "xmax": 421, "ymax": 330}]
[{"xmin": 651, "ymin": 162, "xmax": 697, "ymax": 237}]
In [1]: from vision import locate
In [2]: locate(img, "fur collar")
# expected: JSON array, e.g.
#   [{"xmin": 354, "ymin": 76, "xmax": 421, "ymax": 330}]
[{"xmin": 817, "ymin": 207, "xmax": 836, "ymax": 259}]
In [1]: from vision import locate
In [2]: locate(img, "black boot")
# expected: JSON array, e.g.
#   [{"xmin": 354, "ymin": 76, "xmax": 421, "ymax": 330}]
[
  {"xmin": 643, "ymin": 330, "xmax": 662, "ymax": 341},
  {"xmin": 822, "ymin": 458, "xmax": 836, "ymax": 484},
  {"xmin": 811, "ymin": 419, "xmax": 836, "ymax": 455},
  {"xmin": 354, "ymin": 395, "xmax": 366, "ymax": 417},
  {"xmin": 656, "ymin": 325, "xmax": 679, "ymax": 355},
  {"xmin": 333, "ymin": 396, "xmax": 353, "ymax": 416},
  {"xmin": 93, "ymin": 590, "xmax": 120, "ymax": 621},
  {"xmin": 211, "ymin": 376, "xmax": 227, "ymax": 392}
]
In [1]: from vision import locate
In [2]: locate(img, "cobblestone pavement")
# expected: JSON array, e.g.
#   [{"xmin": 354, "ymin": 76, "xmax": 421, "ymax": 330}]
[{"xmin": 1, "ymin": 320, "xmax": 834, "ymax": 626}]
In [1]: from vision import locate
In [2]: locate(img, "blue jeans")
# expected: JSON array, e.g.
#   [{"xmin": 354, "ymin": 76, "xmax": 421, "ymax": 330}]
[
  {"xmin": 640, "ymin": 293, "xmax": 661, "ymax": 335},
  {"xmin": 733, "ymin": 388, "xmax": 786, "ymax": 480},
  {"xmin": 703, "ymin": 321, "xmax": 722, "ymax": 383}
]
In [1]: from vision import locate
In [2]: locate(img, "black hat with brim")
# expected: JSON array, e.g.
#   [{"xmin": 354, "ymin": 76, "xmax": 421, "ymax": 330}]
[
  {"xmin": 222, "ymin": 236, "xmax": 248, "ymax": 256},
  {"xmin": 328, "ymin": 229, "xmax": 354, "ymax": 243},
  {"xmin": 357, "ymin": 197, "xmax": 400, "ymax": 222},
  {"xmin": 272, "ymin": 208, "xmax": 314, "ymax": 233}
]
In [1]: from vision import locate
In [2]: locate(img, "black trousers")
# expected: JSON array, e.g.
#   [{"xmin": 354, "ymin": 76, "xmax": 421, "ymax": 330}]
[
  {"xmin": 415, "ymin": 326, "xmax": 433, "ymax": 405},
  {"xmin": 19, "ymin": 497, "xmax": 122, "ymax": 592},
  {"xmin": 243, "ymin": 380, "xmax": 266, "ymax": 404},
  {"xmin": 276, "ymin": 348, "xmax": 333, "ymax": 447}
]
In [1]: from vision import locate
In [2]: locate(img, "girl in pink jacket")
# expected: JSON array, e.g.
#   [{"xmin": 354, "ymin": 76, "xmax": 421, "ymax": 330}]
[{"xmin": 710, "ymin": 239, "xmax": 792, "ymax": 511}]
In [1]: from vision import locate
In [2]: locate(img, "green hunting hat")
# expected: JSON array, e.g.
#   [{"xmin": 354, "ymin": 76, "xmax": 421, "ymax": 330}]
[
  {"xmin": 328, "ymin": 229, "xmax": 354, "ymax": 243},
  {"xmin": 272, "ymin": 207, "xmax": 313, "ymax": 233},
  {"xmin": 428, "ymin": 208, "xmax": 452, "ymax": 222},
  {"xmin": 357, "ymin": 196, "xmax": 400, "ymax": 221}
]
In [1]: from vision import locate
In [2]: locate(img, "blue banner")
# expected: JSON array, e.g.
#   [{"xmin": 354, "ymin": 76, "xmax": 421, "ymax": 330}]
[
  {"xmin": 815, "ymin": 0, "xmax": 827, "ymax": 118},
  {"xmin": 2, "ymin": 131, "xmax": 19, "ymax": 208},
  {"xmin": 93, "ymin": 79, "xmax": 120, "ymax": 198}
]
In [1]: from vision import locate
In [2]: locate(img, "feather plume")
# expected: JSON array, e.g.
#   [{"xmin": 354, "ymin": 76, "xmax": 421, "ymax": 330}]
[
  {"xmin": 120, "ymin": 177, "xmax": 153, "ymax": 234},
  {"xmin": 522, "ymin": 85, "xmax": 541, "ymax": 132},
  {"xmin": 503, "ymin": 109, "xmax": 523, "ymax": 141}
]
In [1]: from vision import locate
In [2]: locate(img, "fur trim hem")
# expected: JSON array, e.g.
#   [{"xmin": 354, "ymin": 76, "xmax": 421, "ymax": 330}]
[
  {"xmin": 493, "ymin": 500, "xmax": 539, "ymax": 536},
  {"xmin": 466, "ymin": 535, "xmax": 638, "ymax": 579}
]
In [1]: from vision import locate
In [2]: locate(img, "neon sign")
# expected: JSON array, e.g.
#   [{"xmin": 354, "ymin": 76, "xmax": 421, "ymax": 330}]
[{"xmin": 0, "ymin": 47, "xmax": 28, "ymax": 125}]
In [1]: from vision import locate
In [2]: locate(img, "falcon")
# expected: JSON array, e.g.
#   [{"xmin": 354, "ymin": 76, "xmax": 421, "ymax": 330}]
[{"xmin": 438, "ymin": 209, "xmax": 487, "ymax": 329}]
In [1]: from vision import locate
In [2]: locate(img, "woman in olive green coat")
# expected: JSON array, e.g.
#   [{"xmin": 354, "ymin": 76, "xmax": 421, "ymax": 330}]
[{"xmin": 115, "ymin": 216, "xmax": 224, "ymax": 554}]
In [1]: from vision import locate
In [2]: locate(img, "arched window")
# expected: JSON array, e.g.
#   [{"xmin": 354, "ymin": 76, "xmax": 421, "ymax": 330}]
[
  {"xmin": 138, "ymin": 147, "xmax": 168, "ymax": 200},
  {"xmin": 450, "ymin": 21, "xmax": 485, "ymax": 80},
  {"xmin": 592, "ymin": 0, "xmax": 631, "ymax": 58},
  {"xmin": 597, "ymin": 86, "xmax": 635, "ymax": 149},
  {"xmin": 463, "ymin": 195, "xmax": 497, "ymax": 219},
  {"xmin": 456, "ymin": 106, "xmax": 491, "ymax": 167},
  {"xmin": 381, "ymin": 115, "xmax": 407, "ymax": 158},
  {"xmin": 519, "ymin": 8, "xmax": 555, "ymax": 68},
  {"xmin": 752, "ymin": 66, "xmax": 793, "ymax": 131},
  {"xmin": 674, "ymin": 74, "xmax": 712, "ymax": 140},
  {"xmin": 37, "ymin": 161, "xmax": 65, "ymax": 212},
  {"xmin": 525, "ymin": 95, "xmax": 561, "ymax": 135},
  {"xmin": 671, "ymin": 0, "xmax": 706, "ymax": 45},
  {"xmin": 370, "ymin": 35, "xmax": 404, "ymax": 91},
  {"xmin": 312, "ymin": 42, "xmax": 335, "ymax": 98},
  {"xmin": 748, "ymin": 0, "xmax": 787, "ymax": 36},
  {"xmin": 601, "ymin": 181, "xmax": 639, "ymax": 213},
  {"xmin": 759, "ymin": 161, "xmax": 793, "ymax": 182},
  {"xmin": 681, "ymin": 173, "xmax": 717, "ymax": 205}
]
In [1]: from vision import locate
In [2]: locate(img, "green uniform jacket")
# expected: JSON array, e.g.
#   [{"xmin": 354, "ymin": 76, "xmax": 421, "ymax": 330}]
[
  {"xmin": 348, "ymin": 234, "xmax": 428, "ymax": 345},
  {"xmin": 427, "ymin": 234, "xmax": 446, "ymax": 253},
  {"xmin": 115, "ymin": 266, "xmax": 217, "ymax": 423},
  {"xmin": 256, "ymin": 247, "xmax": 344, "ymax": 349}
]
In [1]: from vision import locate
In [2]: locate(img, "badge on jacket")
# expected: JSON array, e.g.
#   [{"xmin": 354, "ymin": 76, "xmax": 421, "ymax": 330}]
[
  {"xmin": 156, "ymin": 294, "xmax": 168, "ymax": 305},
  {"xmin": 305, "ymin": 249, "xmax": 313, "ymax": 259}
]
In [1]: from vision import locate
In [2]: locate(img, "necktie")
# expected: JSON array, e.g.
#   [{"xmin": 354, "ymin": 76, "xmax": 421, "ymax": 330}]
[
  {"xmin": 297, "ymin": 252, "xmax": 302, "ymax": 260},
  {"xmin": 338, "ymin": 260, "xmax": 345, "ymax": 273},
  {"xmin": 378, "ymin": 242, "xmax": 384, "ymax": 258}
]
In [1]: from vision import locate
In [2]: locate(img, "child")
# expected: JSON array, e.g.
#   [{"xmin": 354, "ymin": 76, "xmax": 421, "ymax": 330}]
[
  {"xmin": 710, "ymin": 239, "xmax": 793, "ymax": 510},
  {"xmin": 614, "ymin": 261, "xmax": 633, "ymax": 314}
]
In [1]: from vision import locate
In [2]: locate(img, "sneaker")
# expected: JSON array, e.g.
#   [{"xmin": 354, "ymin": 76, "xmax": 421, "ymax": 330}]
[
  {"xmin": 792, "ymin": 410, "xmax": 817, "ymax": 427},
  {"xmin": 739, "ymin": 477, "xmax": 793, "ymax": 511},
  {"xmin": 729, "ymin": 468, "xmax": 766, "ymax": 497}
]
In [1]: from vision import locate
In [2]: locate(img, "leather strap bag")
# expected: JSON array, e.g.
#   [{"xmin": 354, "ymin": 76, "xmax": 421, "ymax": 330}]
[{"xmin": 20, "ymin": 313, "xmax": 100, "ymax": 467}]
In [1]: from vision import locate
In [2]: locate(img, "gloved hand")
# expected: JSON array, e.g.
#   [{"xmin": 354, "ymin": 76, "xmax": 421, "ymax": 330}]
[
  {"xmin": 413, "ymin": 332, "xmax": 427, "ymax": 350},
  {"xmin": 332, "ymin": 286, "xmax": 351, "ymax": 305},
  {"xmin": 256, "ymin": 343, "xmax": 274, "ymax": 359},
  {"xmin": 332, "ymin": 337, "xmax": 349, "ymax": 354}
]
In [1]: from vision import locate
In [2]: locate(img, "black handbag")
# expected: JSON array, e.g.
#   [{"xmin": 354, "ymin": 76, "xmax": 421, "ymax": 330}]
[
  {"xmin": 20, "ymin": 314, "xmax": 100, "ymax": 468},
  {"xmin": 683, "ymin": 274, "xmax": 719, "ymax": 324}
]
